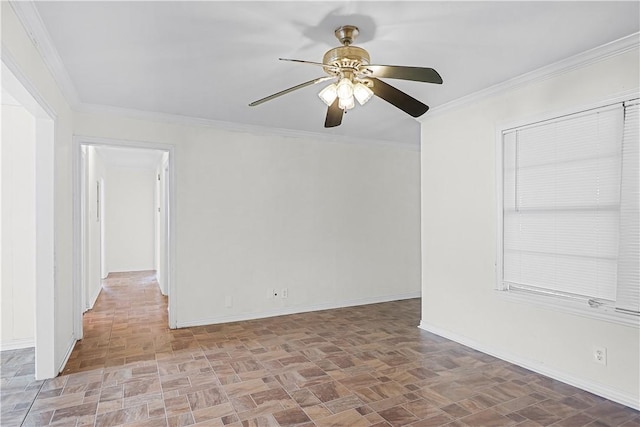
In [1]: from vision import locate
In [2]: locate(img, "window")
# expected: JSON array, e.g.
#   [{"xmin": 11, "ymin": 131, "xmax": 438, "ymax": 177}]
[{"xmin": 497, "ymin": 97, "xmax": 639, "ymax": 322}]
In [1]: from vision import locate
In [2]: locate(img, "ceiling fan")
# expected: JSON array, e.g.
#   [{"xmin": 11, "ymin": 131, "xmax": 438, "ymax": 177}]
[{"xmin": 249, "ymin": 25, "xmax": 443, "ymax": 128}]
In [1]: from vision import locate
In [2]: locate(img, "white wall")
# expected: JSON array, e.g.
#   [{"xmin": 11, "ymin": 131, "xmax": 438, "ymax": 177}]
[
  {"xmin": 105, "ymin": 164, "xmax": 156, "ymax": 273},
  {"xmin": 3, "ymin": 3, "xmax": 76, "ymax": 375},
  {"xmin": 1, "ymin": 104, "xmax": 36, "ymax": 350},
  {"xmin": 419, "ymin": 48, "xmax": 639, "ymax": 407},
  {"xmin": 73, "ymin": 113, "xmax": 422, "ymax": 327}
]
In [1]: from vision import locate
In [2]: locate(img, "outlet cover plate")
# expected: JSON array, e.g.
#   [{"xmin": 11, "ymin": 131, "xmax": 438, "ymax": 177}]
[{"xmin": 593, "ymin": 346, "xmax": 607, "ymax": 365}]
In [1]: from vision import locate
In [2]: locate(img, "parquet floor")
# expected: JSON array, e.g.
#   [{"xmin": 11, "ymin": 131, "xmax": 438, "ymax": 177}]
[{"xmin": 1, "ymin": 271, "xmax": 638, "ymax": 426}]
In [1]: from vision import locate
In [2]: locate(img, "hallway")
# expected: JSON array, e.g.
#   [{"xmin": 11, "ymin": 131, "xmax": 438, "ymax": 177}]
[
  {"xmin": 1, "ymin": 272, "xmax": 638, "ymax": 426},
  {"xmin": 63, "ymin": 271, "xmax": 170, "ymax": 373}
]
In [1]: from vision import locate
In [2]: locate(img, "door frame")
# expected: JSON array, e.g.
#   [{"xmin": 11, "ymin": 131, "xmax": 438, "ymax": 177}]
[
  {"xmin": 2, "ymin": 57, "xmax": 57, "ymax": 379},
  {"xmin": 72, "ymin": 136, "xmax": 177, "ymax": 340}
]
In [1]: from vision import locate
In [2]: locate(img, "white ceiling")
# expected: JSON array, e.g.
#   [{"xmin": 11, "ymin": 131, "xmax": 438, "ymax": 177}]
[{"xmin": 27, "ymin": 1, "xmax": 640, "ymax": 144}]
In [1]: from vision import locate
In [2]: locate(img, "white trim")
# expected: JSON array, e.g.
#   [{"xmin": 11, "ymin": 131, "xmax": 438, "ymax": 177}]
[
  {"xmin": 166, "ymin": 150, "xmax": 177, "ymax": 328},
  {"xmin": 87, "ymin": 285, "xmax": 102, "ymax": 312},
  {"xmin": 74, "ymin": 135, "xmax": 176, "ymax": 153},
  {"xmin": 495, "ymin": 122, "xmax": 506, "ymax": 292},
  {"xmin": 79, "ymin": 148, "xmax": 87, "ymax": 312},
  {"xmin": 34, "ymin": 116, "xmax": 56, "ymax": 381},
  {"xmin": 9, "ymin": 0, "xmax": 81, "ymax": 108},
  {"xmin": 495, "ymin": 289, "xmax": 639, "ymax": 328},
  {"xmin": 76, "ymin": 103, "xmax": 420, "ymax": 151},
  {"xmin": 2, "ymin": 56, "xmax": 57, "ymax": 380},
  {"xmin": 423, "ymin": 32, "xmax": 640, "ymax": 121},
  {"xmin": 0, "ymin": 339, "xmax": 35, "ymax": 352},
  {"xmin": 72, "ymin": 137, "xmax": 83, "ymax": 337},
  {"xmin": 177, "ymin": 292, "xmax": 421, "ymax": 328},
  {"xmin": 1, "ymin": 45, "xmax": 57, "ymax": 120},
  {"xmin": 497, "ymin": 90, "xmax": 640, "ymax": 135},
  {"xmin": 72, "ymin": 136, "xmax": 178, "ymax": 333},
  {"xmin": 57, "ymin": 335, "xmax": 76, "ymax": 374},
  {"xmin": 418, "ymin": 322, "xmax": 639, "ymax": 410}
]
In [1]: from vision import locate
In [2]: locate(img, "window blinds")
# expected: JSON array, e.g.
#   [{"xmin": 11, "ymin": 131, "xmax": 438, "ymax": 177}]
[
  {"xmin": 616, "ymin": 101, "xmax": 639, "ymax": 314},
  {"xmin": 502, "ymin": 101, "xmax": 639, "ymax": 313}
]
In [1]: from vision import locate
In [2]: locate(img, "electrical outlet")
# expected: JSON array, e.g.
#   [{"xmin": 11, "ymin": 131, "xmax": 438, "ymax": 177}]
[
  {"xmin": 282, "ymin": 288, "xmax": 288, "ymax": 298},
  {"xmin": 593, "ymin": 346, "xmax": 607, "ymax": 365}
]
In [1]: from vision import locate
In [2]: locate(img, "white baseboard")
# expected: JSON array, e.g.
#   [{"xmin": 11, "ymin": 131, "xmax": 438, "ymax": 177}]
[
  {"xmin": 0, "ymin": 338, "xmax": 35, "ymax": 351},
  {"xmin": 419, "ymin": 322, "xmax": 639, "ymax": 411},
  {"xmin": 87, "ymin": 285, "xmax": 103, "ymax": 311},
  {"xmin": 177, "ymin": 292, "xmax": 421, "ymax": 328},
  {"xmin": 57, "ymin": 335, "xmax": 77, "ymax": 374}
]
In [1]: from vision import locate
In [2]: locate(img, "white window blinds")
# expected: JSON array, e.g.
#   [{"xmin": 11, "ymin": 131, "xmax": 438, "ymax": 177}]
[
  {"xmin": 501, "ymin": 100, "xmax": 639, "ymax": 315},
  {"xmin": 616, "ymin": 100, "xmax": 639, "ymax": 314}
]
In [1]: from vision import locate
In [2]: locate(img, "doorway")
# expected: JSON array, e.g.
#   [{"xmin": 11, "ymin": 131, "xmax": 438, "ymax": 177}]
[
  {"xmin": 73, "ymin": 138, "xmax": 176, "ymax": 341},
  {"xmin": 1, "ymin": 60, "xmax": 56, "ymax": 379}
]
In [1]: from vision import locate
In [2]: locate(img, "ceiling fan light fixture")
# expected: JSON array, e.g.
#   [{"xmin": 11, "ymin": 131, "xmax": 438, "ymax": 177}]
[
  {"xmin": 354, "ymin": 82, "xmax": 373, "ymax": 105},
  {"xmin": 318, "ymin": 83, "xmax": 338, "ymax": 106},
  {"xmin": 249, "ymin": 25, "xmax": 442, "ymax": 128},
  {"xmin": 338, "ymin": 96, "xmax": 355, "ymax": 110},
  {"xmin": 336, "ymin": 77, "xmax": 354, "ymax": 99}
]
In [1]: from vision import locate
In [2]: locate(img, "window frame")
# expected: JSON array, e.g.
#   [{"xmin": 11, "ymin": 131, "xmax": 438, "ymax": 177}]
[{"xmin": 495, "ymin": 91, "xmax": 640, "ymax": 327}]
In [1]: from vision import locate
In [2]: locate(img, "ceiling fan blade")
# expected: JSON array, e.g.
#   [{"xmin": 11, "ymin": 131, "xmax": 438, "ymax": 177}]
[
  {"xmin": 324, "ymin": 98, "xmax": 343, "ymax": 128},
  {"xmin": 279, "ymin": 58, "xmax": 339, "ymax": 71},
  {"xmin": 249, "ymin": 76, "xmax": 334, "ymax": 106},
  {"xmin": 366, "ymin": 65, "xmax": 443, "ymax": 84},
  {"xmin": 370, "ymin": 78, "xmax": 429, "ymax": 117}
]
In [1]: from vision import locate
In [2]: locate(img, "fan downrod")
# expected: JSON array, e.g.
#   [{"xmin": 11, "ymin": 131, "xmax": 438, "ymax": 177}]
[
  {"xmin": 335, "ymin": 25, "xmax": 359, "ymax": 46},
  {"xmin": 323, "ymin": 25, "xmax": 369, "ymax": 68}
]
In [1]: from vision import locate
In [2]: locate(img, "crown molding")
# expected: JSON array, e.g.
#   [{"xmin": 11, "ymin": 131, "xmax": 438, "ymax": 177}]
[
  {"xmin": 9, "ymin": 0, "xmax": 637, "ymax": 149},
  {"xmin": 75, "ymin": 102, "xmax": 420, "ymax": 151},
  {"xmin": 2, "ymin": 43, "xmax": 58, "ymax": 120},
  {"xmin": 9, "ymin": 0, "xmax": 81, "ymax": 108},
  {"xmin": 8, "ymin": 0, "xmax": 418, "ymax": 151},
  {"xmin": 422, "ymin": 32, "xmax": 640, "ymax": 121}
]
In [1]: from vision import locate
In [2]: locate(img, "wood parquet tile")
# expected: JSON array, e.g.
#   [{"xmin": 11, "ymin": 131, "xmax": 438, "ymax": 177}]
[{"xmin": 1, "ymin": 271, "xmax": 639, "ymax": 426}]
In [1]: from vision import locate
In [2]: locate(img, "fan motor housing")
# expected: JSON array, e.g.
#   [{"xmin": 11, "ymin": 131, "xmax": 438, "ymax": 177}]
[{"xmin": 322, "ymin": 46, "xmax": 370, "ymax": 70}]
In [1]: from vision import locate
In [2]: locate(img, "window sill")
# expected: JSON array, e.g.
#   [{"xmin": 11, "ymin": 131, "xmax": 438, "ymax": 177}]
[{"xmin": 495, "ymin": 288, "xmax": 640, "ymax": 328}]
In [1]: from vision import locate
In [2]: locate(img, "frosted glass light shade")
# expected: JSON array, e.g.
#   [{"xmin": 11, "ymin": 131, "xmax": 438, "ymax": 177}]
[
  {"xmin": 336, "ymin": 78, "xmax": 354, "ymax": 99},
  {"xmin": 318, "ymin": 84, "xmax": 338, "ymax": 106},
  {"xmin": 339, "ymin": 96, "xmax": 355, "ymax": 110},
  {"xmin": 354, "ymin": 82, "xmax": 373, "ymax": 105}
]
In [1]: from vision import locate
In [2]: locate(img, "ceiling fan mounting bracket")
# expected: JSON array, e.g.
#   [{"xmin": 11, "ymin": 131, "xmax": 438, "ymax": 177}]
[
  {"xmin": 322, "ymin": 46, "xmax": 370, "ymax": 73},
  {"xmin": 334, "ymin": 25, "xmax": 359, "ymax": 46}
]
